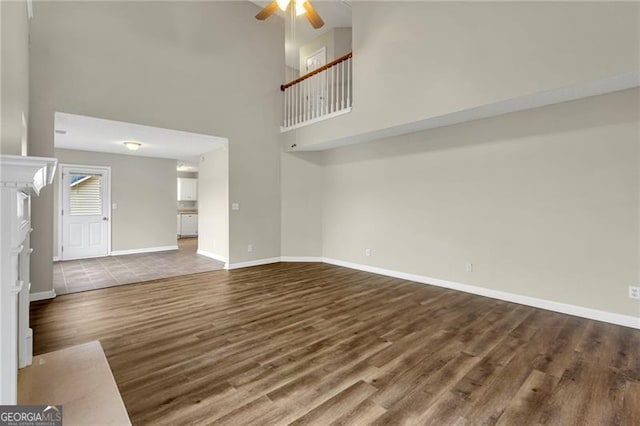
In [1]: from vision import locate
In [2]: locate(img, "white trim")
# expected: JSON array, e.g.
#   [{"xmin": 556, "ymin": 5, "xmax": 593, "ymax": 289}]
[
  {"xmin": 321, "ymin": 258, "xmax": 640, "ymax": 330},
  {"xmin": 53, "ymin": 256, "xmax": 59, "ymax": 262},
  {"xmin": 0, "ymin": 155, "xmax": 57, "ymax": 195},
  {"xmin": 226, "ymin": 257, "xmax": 281, "ymax": 270},
  {"xmin": 26, "ymin": 0, "xmax": 33, "ymax": 19},
  {"xmin": 58, "ymin": 164, "xmax": 112, "ymax": 260},
  {"xmin": 110, "ymin": 245, "xmax": 178, "ymax": 256},
  {"xmin": 280, "ymin": 256, "xmax": 324, "ymax": 262},
  {"xmin": 196, "ymin": 249, "xmax": 227, "ymax": 264},
  {"xmin": 30, "ymin": 290, "xmax": 56, "ymax": 302}
]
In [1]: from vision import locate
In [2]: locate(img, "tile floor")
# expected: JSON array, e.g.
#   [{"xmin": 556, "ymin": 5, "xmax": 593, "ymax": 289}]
[
  {"xmin": 53, "ymin": 238, "xmax": 224, "ymax": 295},
  {"xmin": 19, "ymin": 341, "xmax": 131, "ymax": 426}
]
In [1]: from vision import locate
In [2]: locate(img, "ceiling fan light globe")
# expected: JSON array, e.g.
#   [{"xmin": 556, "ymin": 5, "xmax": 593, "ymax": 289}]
[
  {"xmin": 276, "ymin": 0, "xmax": 289, "ymax": 11},
  {"xmin": 295, "ymin": 1, "xmax": 306, "ymax": 16}
]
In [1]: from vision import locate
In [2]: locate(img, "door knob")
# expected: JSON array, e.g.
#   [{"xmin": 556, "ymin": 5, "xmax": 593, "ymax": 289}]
[{"xmin": 103, "ymin": 217, "xmax": 109, "ymax": 221}]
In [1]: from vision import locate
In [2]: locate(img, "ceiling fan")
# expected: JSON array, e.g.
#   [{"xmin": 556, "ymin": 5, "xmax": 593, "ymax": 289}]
[{"xmin": 255, "ymin": 0, "xmax": 325, "ymax": 29}]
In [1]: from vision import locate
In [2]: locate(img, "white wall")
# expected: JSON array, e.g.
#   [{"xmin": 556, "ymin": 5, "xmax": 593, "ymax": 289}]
[
  {"xmin": 1, "ymin": 0, "xmax": 29, "ymax": 155},
  {"xmin": 198, "ymin": 147, "xmax": 229, "ymax": 261},
  {"xmin": 28, "ymin": 1, "xmax": 283, "ymax": 293},
  {"xmin": 286, "ymin": 1, "xmax": 640, "ymax": 149},
  {"xmin": 53, "ymin": 149, "xmax": 177, "ymax": 256},
  {"xmin": 317, "ymin": 89, "xmax": 639, "ymax": 319}
]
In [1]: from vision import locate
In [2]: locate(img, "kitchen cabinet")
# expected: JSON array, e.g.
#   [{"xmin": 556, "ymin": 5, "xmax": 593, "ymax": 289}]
[
  {"xmin": 177, "ymin": 213, "xmax": 198, "ymax": 237},
  {"xmin": 177, "ymin": 178, "xmax": 198, "ymax": 201}
]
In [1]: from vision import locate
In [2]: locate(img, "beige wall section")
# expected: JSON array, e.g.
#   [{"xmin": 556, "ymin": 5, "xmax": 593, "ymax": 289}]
[
  {"xmin": 52, "ymin": 149, "xmax": 177, "ymax": 263},
  {"xmin": 288, "ymin": 1, "xmax": 640, "ymax": 149},
  {"xmin": 320, "ymin": 89, "xmax": 640, "ymax": 318},
  {"xmin": 28, "ymin": 1, "xmax": 283, "ymax": 293},
  {"xmin": 198, "ymin": 147, "xmax": 229, "ymax": 260},
  {"xmin": 1, "ymin": 0, "xmax": 29, "ymax": 155},
  {"xmin": 281, "ymin": 152, "xmax": 323, "ymax": 257}
]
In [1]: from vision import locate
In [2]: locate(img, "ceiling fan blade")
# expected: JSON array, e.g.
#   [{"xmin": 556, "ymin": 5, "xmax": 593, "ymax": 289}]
[
  {"xmin": 255, "ymin": 1, "xmax": 279, "ymax": 20},
  {"xmin": 303, "ymin": 1, "xmax": 325, "ymax": 29}
]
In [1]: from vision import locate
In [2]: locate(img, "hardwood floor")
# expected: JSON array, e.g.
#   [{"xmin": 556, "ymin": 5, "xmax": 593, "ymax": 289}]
[{"xmin": 30, "ymin": 262, "xmax": 640, "ymax": 425}]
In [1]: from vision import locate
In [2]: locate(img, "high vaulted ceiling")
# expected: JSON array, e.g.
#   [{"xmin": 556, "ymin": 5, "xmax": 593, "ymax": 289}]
[{"xmin": 250, "ymin": 0, "xmax": 352, "ymax": 70}]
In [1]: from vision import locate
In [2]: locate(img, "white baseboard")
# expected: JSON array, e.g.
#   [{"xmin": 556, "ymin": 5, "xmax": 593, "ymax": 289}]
[
  {"xmin": 196, "ymin": 249, "xmax": 227, "ymax": 263},
  {"xmin": 30, "ymin": 290, "xmax": 56, "ymax": 302},
  {"xmin": 322, "ymin": 257, "xmax": 640, "ymax": 330},
  {"xmin": 53, "ymin": 256, "xmax": 59, "ymax": 262},
  {"xmin": 280, "ymin": 256, "xmax": 324, "ymax": 262},
  {"xmin": 226, "ymin": 257, "xmax": 281, "ymax": 270},
  {"xmin": 110, "ymin": 245, "xmax": 178, "ymax": 256}
]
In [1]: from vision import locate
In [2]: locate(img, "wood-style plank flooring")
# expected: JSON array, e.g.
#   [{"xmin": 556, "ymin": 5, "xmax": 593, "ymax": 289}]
[{"xmin": 30, "ymin": 262, "xmax": 640, "ymax": 425}]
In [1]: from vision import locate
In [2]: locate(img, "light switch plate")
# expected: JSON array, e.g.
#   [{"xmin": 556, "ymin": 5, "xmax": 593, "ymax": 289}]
[{"xmin": 231, "ymin": 203, "xmax": 240, "ymax": 210}]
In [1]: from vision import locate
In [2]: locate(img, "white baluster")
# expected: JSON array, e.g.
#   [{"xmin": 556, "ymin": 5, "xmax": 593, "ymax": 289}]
[
  {"xmin": 329, "ymin": 65, "xmax": 333, "ymax": 114},
  {"xmin": 288, "ymin": 86, "xmax": 292, "ymax": 126},
  {"xmin": 294, "ymin": 83, "xmax": 298, "ymax": 125},
  {"xmin": 347, "ymin": 58, "xmax": 351, "ymax": 108},
  {"xmin": 283, "ymin": 87, "xmax": 287, "ymax": 128},
  {"xmin": 315, "ymin": 74, "xmax": 320, "ymax": 119},
  {"xmin": 324, "ymin": 69, "xmax": 328, "ymax": 116},
  {"xmin": 341, "ymin": 61, "xmax": 345, "ymax": 110},
  {"xmin": 286, "ymin": 87, "xmax": 290, "ymax": 128},
  {"xmin": 313, "ymin": 75, "xmax": 317, "ymax": 119},
  {"xmin": 335, "ymin": 64, "xmax": 339, "ymax": 112},
  {"xmin": 313, "ymin": 75, "xmax": 318, "ymax": 119},
  {"xmin": 305, "ymin": 78, "xmax": 309, "ymax": 122}
]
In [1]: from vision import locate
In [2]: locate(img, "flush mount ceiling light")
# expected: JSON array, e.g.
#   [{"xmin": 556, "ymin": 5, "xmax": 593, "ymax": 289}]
[{"xmin": 123, "ymin": 141, "xmax": 142, "ymax": 151}]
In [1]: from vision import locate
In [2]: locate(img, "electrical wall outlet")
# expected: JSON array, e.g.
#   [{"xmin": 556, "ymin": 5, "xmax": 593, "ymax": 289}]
[
  {"xmin": 247, "ymin": 244, "xmax": 253, "ymax": 253},
  {"xmin": 466, "ymin": 263, "xmax": 473, "ymax": 272},
  {"xmin": 629, "ymin": 286, "xmax": 640, "ymax": 299},
  {"xmin": 231, "ymin": 203, "xmax": 240, "ymax": 211},
  {"xmin": 365, "ymin": 248, "xmax": 372, "ymax": 257}
]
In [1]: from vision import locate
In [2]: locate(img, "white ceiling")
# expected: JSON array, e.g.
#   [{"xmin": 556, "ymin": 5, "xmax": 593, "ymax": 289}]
[
  {"xmin": 251, "ymin": 0, "xmax": 352, "ymax": 69},
  {"xmin": 54, "ymin": 112, "xmax": 226, "ymax": 163}
]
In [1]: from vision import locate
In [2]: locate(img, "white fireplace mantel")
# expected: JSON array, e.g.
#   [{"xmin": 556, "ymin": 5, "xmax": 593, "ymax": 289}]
[
  {"xmin": 1, "ymin": 154, "xmax": 57, "ymax": 405},
  {"xmin": 0, "ymin": 154, "xmax": 57, "ymax": 194}
]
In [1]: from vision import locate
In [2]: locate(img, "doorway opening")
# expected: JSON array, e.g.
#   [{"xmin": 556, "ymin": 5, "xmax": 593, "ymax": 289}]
[{"xmin": 52, "ymin": 112, "xmax": 229, "ymax": 295}]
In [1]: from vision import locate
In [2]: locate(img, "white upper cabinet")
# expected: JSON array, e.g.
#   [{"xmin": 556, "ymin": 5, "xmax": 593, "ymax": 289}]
[{"xmin": 177, "ymin": 178, "xmax": 197, "ymax": 201}]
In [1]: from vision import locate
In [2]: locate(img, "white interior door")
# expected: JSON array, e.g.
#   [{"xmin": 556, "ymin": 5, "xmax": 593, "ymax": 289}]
[
  {"xmin": 305, "ymin": 47, "xmax": 327, "ymax": 113},
  {"xmin": 61, "ymin": 165, "xmax": 110, "ymax": 260}
]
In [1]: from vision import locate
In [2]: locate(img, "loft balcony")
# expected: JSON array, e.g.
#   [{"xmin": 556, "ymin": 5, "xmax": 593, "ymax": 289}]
[{"xmin": 280, "ymin": 52, "xmax": 352, "ymax": 131}]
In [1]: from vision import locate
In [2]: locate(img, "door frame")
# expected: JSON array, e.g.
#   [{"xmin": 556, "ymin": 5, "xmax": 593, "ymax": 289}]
[{"xmin": 57, "ymin": 164, "xmax": 112, "ymax": 261}]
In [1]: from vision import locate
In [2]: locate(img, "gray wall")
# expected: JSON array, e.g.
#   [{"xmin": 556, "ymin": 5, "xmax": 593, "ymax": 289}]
[
  {"xmin": 198, "ymin": 147, "xmax": 229, "ymax": 260},
  {"xmin": 1, "ymin": 0, "xmax": 29, "ymax": 155},
  {"xmin": 281, "ymin": 151, "xmax": 323, "ymax": 257},
  {"xmin": 314, "ymin": 89, "xmax": 638, "ymax": 318},
  {"xmin": 286, "ymin": 1, "xmax": 640, "ymax": 149},
  {"xmin": 53, "ymin": 149, "xmax": 177, "ymax": 260},
  {"xmin": 28, "ymin": 1, "xmax": 283, "ymax": 293}
]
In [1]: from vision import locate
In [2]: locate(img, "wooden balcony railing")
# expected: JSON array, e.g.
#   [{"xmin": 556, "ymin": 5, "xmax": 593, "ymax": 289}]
[{"xmin": 280, "ymin": 52, "xmax": 352, "ymax": 131}]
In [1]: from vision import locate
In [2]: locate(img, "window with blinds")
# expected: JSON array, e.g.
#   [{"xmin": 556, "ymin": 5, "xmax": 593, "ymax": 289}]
[{"xmin": 69, "ymin": 174, "xmax": 103, "ymax": 215}]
